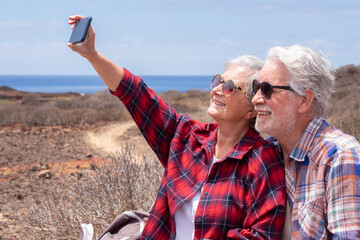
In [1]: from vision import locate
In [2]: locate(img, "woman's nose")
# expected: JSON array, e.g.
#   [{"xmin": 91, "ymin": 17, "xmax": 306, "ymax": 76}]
[{"xmin": 212, "ymin": 84, "xmax": 224, "ymax": 96}]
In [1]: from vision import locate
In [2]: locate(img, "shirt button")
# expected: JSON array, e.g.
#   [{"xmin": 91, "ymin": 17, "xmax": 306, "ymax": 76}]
[
  {"xmin": 203, "ymin": 191, "xmax": 208, "ymax": 196},
  {"xmin": 196, "ymin": 217, "xmax": 202, "ymax": 223}
]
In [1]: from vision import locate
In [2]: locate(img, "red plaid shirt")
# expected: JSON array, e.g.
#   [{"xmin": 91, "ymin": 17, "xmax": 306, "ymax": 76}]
[{"xmin": 111, "ymin": 69, "xmax": 286, "ymax": 240}]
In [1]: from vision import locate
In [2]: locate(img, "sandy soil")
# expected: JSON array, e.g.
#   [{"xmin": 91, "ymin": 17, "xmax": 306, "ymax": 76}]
[{"xmin": 0, "ymin": 120, "xmax": 154, "ymax": 239}]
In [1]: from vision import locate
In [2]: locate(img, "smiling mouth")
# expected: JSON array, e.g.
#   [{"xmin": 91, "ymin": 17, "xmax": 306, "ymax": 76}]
[
  {"xmin": 256, "ymin": 111, "xmax": 271, "ymax": 116},
  {"xmin": 213, "ymin": 100, "xmax": 225, "ymax": 107}
]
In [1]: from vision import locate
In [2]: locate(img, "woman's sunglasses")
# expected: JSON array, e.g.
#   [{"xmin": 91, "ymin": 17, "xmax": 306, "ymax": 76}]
[
  {"xmin": 252, "ymin": 79, "xmax": 294, "ymax": 99},
  {"xmin": 210, "ymin": 73, "xmax": 246, "ymax": 97}
]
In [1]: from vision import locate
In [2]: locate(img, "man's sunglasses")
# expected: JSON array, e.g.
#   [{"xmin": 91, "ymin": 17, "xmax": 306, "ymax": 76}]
[
  {"xmin": 252, "ymin": 79, "xmax": 294, "ymax": 99},
  {"xmin": 210, "ymin": 73, "xmax": 246, "ymax": 97}
]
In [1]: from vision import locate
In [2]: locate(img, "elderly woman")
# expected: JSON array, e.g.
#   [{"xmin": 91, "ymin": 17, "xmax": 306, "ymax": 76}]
[{"xmin": 68, "ymin": 15, "xmax": 285, "ymax": 240}]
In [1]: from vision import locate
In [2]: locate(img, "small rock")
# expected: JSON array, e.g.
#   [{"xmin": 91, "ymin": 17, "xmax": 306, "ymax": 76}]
[
  {"xmin": 40, "ymin": 163, "xmax": 49, "ymax": 170},
  {"xmin": 90, "ymin": 163, "xmax": 97, "ymax": 170},
  {"xmin": 38, "ymin": 170, "xmax": 52, "ymax": 179},
  {"xmin": 16, "ymin": 194, "xmax": 24, "ymax": 200},
  {"xmin": 76, "ymin": 172, "xmax": 83, "ymax": 180},
  {"xmin": 30, "ymin": 166, "xmax": 39, "ymax": 172}
]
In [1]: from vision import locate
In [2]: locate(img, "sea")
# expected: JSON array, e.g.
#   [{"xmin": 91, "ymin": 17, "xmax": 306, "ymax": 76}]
[{"xmin": 0, "ymin": 75, "xmax": 212, "ymax": 94}]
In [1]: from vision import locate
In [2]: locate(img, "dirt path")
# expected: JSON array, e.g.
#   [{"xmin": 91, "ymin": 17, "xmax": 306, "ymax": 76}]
[
  {"xmin": 86, "ymin": 121, "xmax": 135, "ymax": 154},
  {"xmin": 84, "ymin": 121, "xmax": 155, "ymax": 158}
]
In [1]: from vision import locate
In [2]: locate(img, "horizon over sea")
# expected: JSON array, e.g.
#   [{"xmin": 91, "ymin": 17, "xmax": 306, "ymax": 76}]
[{"xmin": 0, "ymin": 75, "xmax": 212, "ymax": 94}]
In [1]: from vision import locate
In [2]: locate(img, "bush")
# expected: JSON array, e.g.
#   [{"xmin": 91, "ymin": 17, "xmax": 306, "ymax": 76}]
[
  {"xmin": 327, "ymin": 109, "xmax": 360, "ymax": 141},
  {"xmin": 0, "ymin": 105, "xmax": 24, "ymax": 126},
  {"xmin": 0, "ymin": 88, "xmax": 211, "ymax": 127},
  {"xmin": 24, "ymin": 106, "xmax": 64, "ymax": 126},
  {"xmin": 17, "ymin": 145, "xmax": 163, "ymax": 240},
  {"xmin": 21, "ymin": 94, "xmax": 42, "ymax": 105}
]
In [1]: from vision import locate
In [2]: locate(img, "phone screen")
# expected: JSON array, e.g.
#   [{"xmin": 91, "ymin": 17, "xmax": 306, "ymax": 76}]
[{"xmin": 69, "ymin": 16, "xmax": 92, "ymax": 45}]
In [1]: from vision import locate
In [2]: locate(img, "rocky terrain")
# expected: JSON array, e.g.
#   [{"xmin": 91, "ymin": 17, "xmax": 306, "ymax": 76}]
[{"xmin": 0, "ymin": 87, "xmax": 156, "ymax": 239}]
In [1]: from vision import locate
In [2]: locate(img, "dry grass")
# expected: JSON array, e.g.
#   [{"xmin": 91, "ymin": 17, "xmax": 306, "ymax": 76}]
[
  {"xmin": 325, "ymin": 64, "xmax": 360, "ymax": 141},
  {"xmin": 17, "ymin": 145, "xmax": 163, "ymax": 240},
  {"xmin": 0, "ymin": 90, "xmax": 131, "ymax": 127},
  {"xmin": 0, "ymin": 89, "xmax": 212, "ymax": 127}
]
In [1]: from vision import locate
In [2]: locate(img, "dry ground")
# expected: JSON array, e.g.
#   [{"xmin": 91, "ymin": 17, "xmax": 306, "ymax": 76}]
[{"xmin": 0, "ymin": 121, "xmax": 155, "ymax": 239}]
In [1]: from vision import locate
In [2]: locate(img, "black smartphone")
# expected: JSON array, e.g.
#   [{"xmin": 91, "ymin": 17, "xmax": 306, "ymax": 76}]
[{"xmin": 69, "ymin": 16, "xmax": 92, "ymax": 45}]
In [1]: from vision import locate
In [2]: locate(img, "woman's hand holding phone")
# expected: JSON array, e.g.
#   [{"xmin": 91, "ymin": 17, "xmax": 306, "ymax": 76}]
[
  {"xmin": 67, "ymin": 14, "xmax": 124, "ymax": 92},
  {"xmin": 67, "ymin": 15, "xmax": 97, "ymax": 60}
]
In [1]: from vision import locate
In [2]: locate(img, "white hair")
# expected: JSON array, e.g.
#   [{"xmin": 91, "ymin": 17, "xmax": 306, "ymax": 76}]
[
  {"xmin": 266, "ymin": 44, "xmax": 335, "ymax": 117},
  {"xmin": 224, "ymin": 55, "xmax": 264, "ymax": 101}
]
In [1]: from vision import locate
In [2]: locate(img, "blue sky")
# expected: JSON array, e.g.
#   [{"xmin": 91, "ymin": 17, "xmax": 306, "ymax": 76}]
[{"xmin": 1, "ymin": 0, "xmax": 360, "ymax": 75}]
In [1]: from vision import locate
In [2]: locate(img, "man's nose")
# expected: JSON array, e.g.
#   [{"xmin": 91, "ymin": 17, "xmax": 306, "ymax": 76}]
[{"xmin": 251, "ymin": 89, "xmax": 264, "ymax": 105}]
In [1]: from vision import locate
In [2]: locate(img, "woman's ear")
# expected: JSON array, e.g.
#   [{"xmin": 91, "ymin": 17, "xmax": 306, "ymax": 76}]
[
  {"xmin": 298, "ymin": 90, "xmax": 315, "ymax": 114},
  {"xmin": 245, "ymin": 108, "xmax": 257, "ymax": 120}
]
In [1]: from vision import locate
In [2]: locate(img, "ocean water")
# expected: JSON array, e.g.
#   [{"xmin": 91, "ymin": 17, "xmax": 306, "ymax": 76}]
[{"xmin": 0, "ymin": 75, "xmax": 212, "ymax": 94}]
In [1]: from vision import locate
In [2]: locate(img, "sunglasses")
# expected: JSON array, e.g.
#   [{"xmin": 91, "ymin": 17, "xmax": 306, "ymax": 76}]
[
  {"xmin": 210, "ymin": 73, "xmax": 246, "ymax": 97},
  {"xmin": 252, "ymin": 79, "xmax": 294, "ymax": 99}
]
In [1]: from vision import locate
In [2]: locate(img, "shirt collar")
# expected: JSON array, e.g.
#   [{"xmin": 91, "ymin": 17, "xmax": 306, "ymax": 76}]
[
  {"xmin": 230, "ymin": 128, "xmax": 260, "ymax": 160},
  {"xmin": 290, "ymin": 117, "xmax": 326, "ymax": 162},
  {"xmin": 192, "ymin": 124, "xmax": 260, "ymax": 160}
]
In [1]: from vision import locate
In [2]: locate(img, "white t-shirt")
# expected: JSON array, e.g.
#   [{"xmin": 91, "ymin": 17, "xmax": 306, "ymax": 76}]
[{"xmin": 174, "ymin": 155, "xmax": 220, "ymax": 240}]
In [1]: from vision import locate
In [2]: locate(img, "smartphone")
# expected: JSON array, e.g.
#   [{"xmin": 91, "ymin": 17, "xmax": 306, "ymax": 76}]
[{"xmin": 69, "ymin": 16, "xmax": 92, "ymax": 45}]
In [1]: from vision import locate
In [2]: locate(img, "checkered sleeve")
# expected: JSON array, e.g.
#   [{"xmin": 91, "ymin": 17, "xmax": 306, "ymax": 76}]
[
  {"xmin": 111, "ymin": 69, "xmax": 180, "ymax": 166},
  {"xmin": 326, "ymin": 141, "xmax": 360, "ymax": 238}
]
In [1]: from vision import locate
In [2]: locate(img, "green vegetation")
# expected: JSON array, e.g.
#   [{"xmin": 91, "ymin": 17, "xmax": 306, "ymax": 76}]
[{"xmin": 0, "ymin": 99, "xmax": 13, "ymax": 105}]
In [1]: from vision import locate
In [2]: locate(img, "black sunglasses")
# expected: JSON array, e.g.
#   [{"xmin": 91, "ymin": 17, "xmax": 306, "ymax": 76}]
[
  {"xmin": 210, "ymin": 73, "xmax": 245, "ymax": 97},
  {"xmin": 252, "ymin": 79, "xmax": 294, "ymax": 99}
]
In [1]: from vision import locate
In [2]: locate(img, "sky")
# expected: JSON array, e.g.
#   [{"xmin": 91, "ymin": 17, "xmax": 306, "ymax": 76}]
[{"xmin": 1, "ymin": 0, "xmax": 360, "ymax": 76}]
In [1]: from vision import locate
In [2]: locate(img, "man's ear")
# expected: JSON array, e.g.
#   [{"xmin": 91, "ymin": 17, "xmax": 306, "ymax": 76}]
[{"xmin": 298, "ymin": 90, "xmax": 315, "ymax": 114}]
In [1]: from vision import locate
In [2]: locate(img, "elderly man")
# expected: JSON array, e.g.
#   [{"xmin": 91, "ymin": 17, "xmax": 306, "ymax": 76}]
[{"xmin": 252, "ymin": 44, "xmax": 360, "ymax": 239}]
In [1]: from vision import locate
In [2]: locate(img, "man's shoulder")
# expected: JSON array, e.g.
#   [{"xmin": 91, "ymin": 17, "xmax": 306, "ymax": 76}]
[
  {"xmin": 316, "ymin": 123, "xmax": 360, "ymax": 151},
  {"xmin": 308, "ymin": 122, "xmax": 360, "ymax": 167}
]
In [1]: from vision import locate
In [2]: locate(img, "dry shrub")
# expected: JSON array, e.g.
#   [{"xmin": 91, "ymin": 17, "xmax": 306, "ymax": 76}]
[
  {"xmin": 24, "ymin": 106, "xmax": 65, "ymax": 126},
  {"xmin": 333, "ymin": 64, "xmax": 360, "ymax": 100},
  {"xmin": 17, "ymin": 144, "xmax": 163, "ymax": 240},
  {"xmin": 160, "ymin": 89, "xmax": 211, "ymax": 120},
  {"xmin": 1, "ymin": 88, "xmax": 212, "ymax": 127},
  {"xmin": 327, "ymin": 109, "xmax": 360, "ymax": 141},
  {"xmin": 325, "ymin": 65, "xmax": 360, "ymax": 141},
  {"xmin": 188, "ymin": 104, "xmax": 214, "ymax": 123},
  {"xmin": 21, "ymin": 94, "xmax": 42, "ymax": 105},
  {"xmin": 0, "ymin": 89, "xmax": 130, "ymax": 127},
  {"xmin": 0, "ymin": 105, "xmax": 24, "ymax": 125}
]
